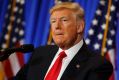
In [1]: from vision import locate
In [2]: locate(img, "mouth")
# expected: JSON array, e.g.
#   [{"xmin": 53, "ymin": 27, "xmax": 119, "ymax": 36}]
[
  {"xmin": 56, "ymin": 35, "xmax": 64, "ymax": 38},
  {"xmin": 54, "ymin": 30, "xmax": 63, "ymax": 35},
  {"xmin": 55, "ymin": 33, "xmax": 64, "ymax": 38},
  {"xmin": 56, "ymin": 33, "xmax": 63, "ymax": 35}
]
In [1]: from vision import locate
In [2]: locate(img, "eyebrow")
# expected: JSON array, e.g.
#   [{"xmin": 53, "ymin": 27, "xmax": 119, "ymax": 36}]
[{"xmin": 50, "ymin": 16, "xmax": 69, "ymax": 21}]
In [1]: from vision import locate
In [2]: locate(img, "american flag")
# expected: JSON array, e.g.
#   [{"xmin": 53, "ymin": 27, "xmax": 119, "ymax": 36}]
[
  {"xmin": 85, "ymin": 0, "xmax": 119, "ymax": 80},
  {"xmin": 0, "ymin": 0, "xmax": 25, "ymax": 79}
]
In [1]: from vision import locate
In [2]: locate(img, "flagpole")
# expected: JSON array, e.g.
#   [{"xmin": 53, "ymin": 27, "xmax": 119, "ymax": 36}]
[
  {"xmin": 6, "ymin": 0, "xmax": 16, "ymax": 48},
  {"xmin": 101, "ymin": 0, "xmax": 112, "ymax": 56}
]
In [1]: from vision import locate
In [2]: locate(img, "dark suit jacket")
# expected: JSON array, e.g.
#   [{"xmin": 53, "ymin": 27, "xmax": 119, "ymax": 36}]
[{"xmin": 15, "ymin": 43, "xmax": 113, "ymax": 80}]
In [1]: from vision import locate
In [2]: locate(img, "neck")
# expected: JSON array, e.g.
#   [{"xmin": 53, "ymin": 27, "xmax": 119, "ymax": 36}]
[{"xmin": 60, "ymin": 37, "xmax": 83, "ymax": 50}]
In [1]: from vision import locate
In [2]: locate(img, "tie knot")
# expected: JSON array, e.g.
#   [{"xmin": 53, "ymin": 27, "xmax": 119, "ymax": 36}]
[{"xmin": 59, "ymin": 51, "xmax": 67, "ymax": 59}]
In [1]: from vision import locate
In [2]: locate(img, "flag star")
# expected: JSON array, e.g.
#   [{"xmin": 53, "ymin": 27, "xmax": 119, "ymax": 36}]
[
  {"xmin": 92, "ymin": 19, "xmax": 98, "ymax": 26},
  {"xmin": 5, "ymin": 34, "xmax": 9, "ymax": 40},
  {"xmin": 101, "ymin": 24, "xmax": 106, "ymax": 30},
  {"xmin": 19, "ymin": 30, "xmax": 24, "ymax": 36},
  {"xmin": 20, "ymin": 0, "xmax": 25, "ymax": 5},
  {"xmin": 97, "ymin": 33, "xmax": 103, "ymax": 40},
  {"xmin": 88, "ymin": 29, "xmax": 94, "ymax": 35},
  {"xmin": 110, "ymin": 30, "xmax": 115, "ymax": 36},
  {"xmin": 8, "ymin": 4, "xmax": 11, "ymax": 9},
  {"xmin": 85, "ymin": 38, "xmax": 90, "ymax": 45},
  {"xmin": 17, "ymin": 18, "xmax": 21, "ymax": 23},
  {"xmin": 12, "ymin": 37, "xmax": 17, "ymax": 43},
  {"xmin": 20, "ymin": 39, "xmax": 24, "ymax": 45},
  {"xmin": 94, "ymin": 43, "xmax": 100, "ymax": 50},
  {"xmin": 7, "ymin": 25, "xmax": 12, "ymax": 30},
  {"xmin": 19, "ymin": 9, "xmax": 23, "ymax": 14},
  {"xmin": 16, "ymin": 0, "xmax": 20, "ymax": 3},
  {"xmin": 107, "ymin": 39, "xmax": 113, "ymax": 46},
  {"xmin": 2, "ymin": 43, "xmax": 7, "ymax": 48},
  {"xmin": 14, "ymin": 7, "xmax": 18, "ymax": 12},
  {"xmin": 100, "ymin": 1, "xmax": 105, "ymax": 6},
  {"xmin": 96, "ymin": 9, "xmax": 102, "ymax": 16},
  {"xmin": 15, "ymin": 28, "xmax": 19, "ymax": 33},
  {"xmin": 111, "ymin": 5, "xmax": 115, "ymax": 12}
]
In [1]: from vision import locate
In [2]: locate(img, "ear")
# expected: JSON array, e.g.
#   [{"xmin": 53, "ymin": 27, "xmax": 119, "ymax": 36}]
[{"xmin": 77, "ymin": 20, "xmax": 85, "ymax": 33}]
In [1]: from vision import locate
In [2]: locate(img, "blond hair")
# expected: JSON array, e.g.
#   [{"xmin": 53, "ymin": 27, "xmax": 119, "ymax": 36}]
[{"xmin": 50, "ymin": 2, "xmax": 84, "ymax": 20}]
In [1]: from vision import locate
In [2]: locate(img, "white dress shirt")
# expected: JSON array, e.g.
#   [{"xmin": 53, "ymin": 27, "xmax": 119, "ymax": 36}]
[{"xmin": 44, "ymin": 39, "xmax": 83, "ymax": 80}]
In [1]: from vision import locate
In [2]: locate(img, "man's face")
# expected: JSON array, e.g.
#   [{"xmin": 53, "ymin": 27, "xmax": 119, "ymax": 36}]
[{"xmin": 50, "ymin": 9, "xmax": 84, "ymax": 49}]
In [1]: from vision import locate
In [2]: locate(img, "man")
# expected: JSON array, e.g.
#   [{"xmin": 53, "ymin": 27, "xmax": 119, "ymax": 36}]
[{"xmin": 15, "ymin": 2, "xmax": 113, "ymax": 80}]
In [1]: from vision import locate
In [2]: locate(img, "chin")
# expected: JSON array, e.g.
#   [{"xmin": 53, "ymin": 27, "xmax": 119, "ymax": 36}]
[{"xmin": 54, "ymin": 40, "xmax": 64, "ymax": 47}]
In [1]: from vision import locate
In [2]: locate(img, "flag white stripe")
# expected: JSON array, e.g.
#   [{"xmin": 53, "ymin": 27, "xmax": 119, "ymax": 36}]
[
  {"xmin": 108, "ymin": 49, "xmax": 115, "ymax": 69},
  {"xmin": 9, "ymin": 53, "xmax": 20, "ymax": 76},
  {"xmin": 108, "ymin": 49, "xmax": 117, "ymax": 80}
]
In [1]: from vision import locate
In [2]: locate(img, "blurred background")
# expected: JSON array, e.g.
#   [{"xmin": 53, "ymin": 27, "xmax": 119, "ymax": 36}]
[{"xmin": 0, "ymin": 0, "xmax": 119, "ymax": 80}]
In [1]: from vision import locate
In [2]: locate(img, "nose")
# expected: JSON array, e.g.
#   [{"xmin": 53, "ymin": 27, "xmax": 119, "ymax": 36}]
[{"xmin": 55, "ymin": 19, "xmax": 61, "ymax": 29}]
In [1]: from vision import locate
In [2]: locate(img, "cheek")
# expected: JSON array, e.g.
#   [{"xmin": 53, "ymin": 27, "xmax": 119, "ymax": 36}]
[
  {"xmin": 51, "ymin": 26, "xmax": 55, "ymax": 35},
  {"xmin": 51, "ymin": 30, "xmax": 55, "ymax": 39},
  {"xmin": 65, "ymin": 25, "xmax": 77, "ymax": 34}
]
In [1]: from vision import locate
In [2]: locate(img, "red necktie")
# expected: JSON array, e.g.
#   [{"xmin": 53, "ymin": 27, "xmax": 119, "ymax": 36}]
[{"xmin": 45, "ymin": 51, "xmax": 67, "ymax": 80}]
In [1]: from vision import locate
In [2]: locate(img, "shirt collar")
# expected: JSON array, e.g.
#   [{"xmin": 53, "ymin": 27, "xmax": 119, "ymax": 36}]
[{"xmin": 58, "ymin": 39, "xmax": 84, "ymax": 58}]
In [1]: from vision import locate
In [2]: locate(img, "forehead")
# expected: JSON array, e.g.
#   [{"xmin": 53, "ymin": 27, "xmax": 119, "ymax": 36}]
[{"xmin": 50, "ymin": 9, "xmax": 75, "ymax": 19}]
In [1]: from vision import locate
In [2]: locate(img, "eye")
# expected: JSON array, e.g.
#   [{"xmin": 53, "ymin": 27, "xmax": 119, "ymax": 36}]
[
  {"xmin": 62, "ymin": 18, "xmax": 68, "ymax": 22},
  {"xmin": 63, "ymin": 19, "xmax": 68, "ymax": 21},
  {"xmin": 50, "ymin": 20, "xmax": 56, "ymax": 24}
]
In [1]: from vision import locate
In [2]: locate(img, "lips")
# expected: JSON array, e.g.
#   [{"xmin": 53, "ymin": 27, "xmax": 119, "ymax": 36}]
[
  {"xmin": 54, "ymin": 30, "xmax": 64, "ymax": 35},
  {"xmin": 55, "ymin": 33, "xmax": 63, "ymax": 35}
]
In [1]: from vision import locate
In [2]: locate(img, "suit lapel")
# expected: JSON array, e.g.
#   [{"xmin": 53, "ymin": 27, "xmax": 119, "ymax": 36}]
[
  {"xmin": 61, "ymin": 43, "xmax": 91, "ymax": 80},
  {"xmin": 40, "ymin": 45, "xmax": 59, "ymax": 79},
  {"xmin": 27, "ymin": 45, "xmax": 59, "ymax": 80}
]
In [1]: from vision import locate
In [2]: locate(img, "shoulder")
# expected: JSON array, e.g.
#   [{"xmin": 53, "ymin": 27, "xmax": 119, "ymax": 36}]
[
  {"xmin": 33, "ymin": 45, "xmax": 58, "ymax": 55},
  {"xmin": 87, "ymin": 50, "xmax": 113, "ymax": 79},
  {"xmin": 35, "ymin": 45, "xmax": 57, "ymax": 51},
  {"xmin": 31, "ymin": 45, "xmax": 58, "ymax": 56},
  {"xmin": 82, "ymin": 42, "xmax": 113, "ymax": 78},
  {"xmin": 80, "ymin": 43, "xmax": 105, "ymax": 65},
  {"xmin": 28, "ymin": 45, "xmax": 58, "ymax": 62},
  {"xmin": 86, "ymin": 47, "xmax": 113, "ymax": 72},
  {"xmin": 82, "ymin": 43, "xmax": 112, "ymax": 67}
]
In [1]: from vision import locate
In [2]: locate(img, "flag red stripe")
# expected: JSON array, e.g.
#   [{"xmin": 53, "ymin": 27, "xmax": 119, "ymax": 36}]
[
  {"xmin": 3, "ymin": 60, "xmax": 13, "ymax": 79},
  {"xmin": 16, "ymin": 53, "xmax": 24, "ymax": 67}
]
